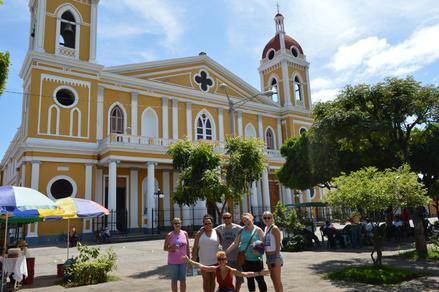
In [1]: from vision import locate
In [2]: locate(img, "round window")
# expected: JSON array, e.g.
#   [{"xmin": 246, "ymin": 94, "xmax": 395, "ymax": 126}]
[
  {"xmin": 267, "ymin": 49, "xmax": 275, "ymax": 60},
  {"xmin": 300, "ymin": 128, "xmax": 307, "ymax": 135},
  {"xmin": 55, "ymin": 88, "xmax": 76, "ymax": 107},
  {"xmin": 291, "ymin": 47, "xmax": 298, "ymax": 57},
  {"xmin": 50, "ymin": 179, "xmax": 73, "ymax": 199}
]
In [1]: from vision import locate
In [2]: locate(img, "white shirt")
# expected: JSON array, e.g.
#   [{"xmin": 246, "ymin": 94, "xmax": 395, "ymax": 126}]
[
  {"xmin": 198, "ymin": 229, "xmax": 219, "ymax": 265},
  {"xmin": 264, "ymin": 225, "xmax": 277, "ymax": 253}
]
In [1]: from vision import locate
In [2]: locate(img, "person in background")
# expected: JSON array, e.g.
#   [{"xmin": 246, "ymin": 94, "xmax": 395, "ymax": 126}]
[
  {"xmin": 192, "ymin": 214, "xmax": 221, "ymax": 292},
  {"xmin": 215, "ymin": 212, "xmax": 243, "ymax": 291},
  {"xmin": 184, "ymin": 252, "xmax": 270, "ymax": 292},
  {"xmin": 262, "ymin": 211, "xmax": 284, "ymax": 292},
  {"xmin": 69, "ymin": 226, "xmax": 79, "ymax": 247},
  {"xmin": 226, "ymin": 213, "xmax": 267, "ymax": 292},
  {"xmin": 164, "ymin": 217, "xmax": 190, "ymax": 292}
]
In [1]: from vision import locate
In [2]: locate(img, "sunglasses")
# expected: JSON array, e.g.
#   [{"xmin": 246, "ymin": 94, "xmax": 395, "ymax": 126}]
[
  {"xmin": 263, "ymin": 217, "xmax": 272, "ymax": 220},
  {"xmin": 173, "ymin": 222, "xmax": 181, "ymax": 225},
  {"xmin": 217, "ymin": 258, "xmax": 227, "ymax": 261},
  {"xmin": 204, "ymin": 222, "xmax": 212, "ymax": 226},
  {"xmin": 223, "ymin": 216, "xmax": 231, "ymax": 219}
]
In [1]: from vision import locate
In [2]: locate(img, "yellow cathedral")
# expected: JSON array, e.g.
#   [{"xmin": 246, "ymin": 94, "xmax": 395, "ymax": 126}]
[{"xmin": 0, "ymin": 0, "xmax": 322, "ymax": 243}]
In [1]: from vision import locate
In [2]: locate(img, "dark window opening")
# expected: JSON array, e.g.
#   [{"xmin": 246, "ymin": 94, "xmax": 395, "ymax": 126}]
[
  {"xmin": 110, "ymin": 106, "xmax": 124, "ymax": 134},
  {"xmin": 291, "ymin": 47, "xmax": 298, "ymax": 57},
  {"xmin": 60, "ymin": 11, "xmax": 76, "ymax": 49},
  {"xmin": 268, "ymin": 50, "xmax": 275, "ymax": 60},
  {"xmin": 50, "ymin": 179, "xmax": 73, "ymax": 199},
  {"xmin": 56, "ymin": 88, "xmax": 76, "ymax": 106}
]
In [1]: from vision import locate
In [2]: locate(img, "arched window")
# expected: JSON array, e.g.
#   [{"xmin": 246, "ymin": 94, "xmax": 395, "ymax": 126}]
[
  {"xmin": 270, "ymin": 78, "xmax": 279, "ymax": 103},
  {"xmin": 299, "ymin": 127, "xmax": 307, "ymax": 135},
  {"xmin": 60, "ymin": 11, "xmax": 76, "ymax": 49},
  {"xmin": 196, "ymin": 113, "xmax": 213, "ymax": 140},
  {"xmin": 245, "ymin": 123, "xmax": 257, "ymax": 138},
  {"xmin": 265, "ymin": 128, "xmax": 275, "ymax": 150},
  {"xmin": 110, "ymin": 106, "xmax": 124, "ymax": 134},
  {"xmin": 294, "ymin": 75, "xmax": 304, "ymax": 104}
]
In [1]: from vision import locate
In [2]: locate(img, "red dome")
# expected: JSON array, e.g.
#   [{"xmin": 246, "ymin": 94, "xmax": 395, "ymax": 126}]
[{"xmin": 262, "ymin": 33, "xmax": 304, "ymax": 59}]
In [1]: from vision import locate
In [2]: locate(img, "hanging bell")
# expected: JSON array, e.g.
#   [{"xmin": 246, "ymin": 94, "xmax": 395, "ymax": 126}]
[{"xmin": 62, "ymin": 23, "xmax": 75, "ymax": 35}]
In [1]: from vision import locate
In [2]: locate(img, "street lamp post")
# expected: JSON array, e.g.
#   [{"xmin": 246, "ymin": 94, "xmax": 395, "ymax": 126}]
[
  {"xmin": 219, "ymin": 83, "xmax": 274, "ymax": 137},
  {"xmin": 154, "ymin": 187, "xmax": 164, "ymax": 233}
]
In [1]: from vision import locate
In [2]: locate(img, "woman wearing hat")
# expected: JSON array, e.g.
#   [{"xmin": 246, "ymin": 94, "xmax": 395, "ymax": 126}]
[
  {"xmin": 226, "ymin": 213, "xmax": 267, "ymax": 292},
  {"xmin": 262, "ymin": 211, "xmax": 283, "ymax": 292}
]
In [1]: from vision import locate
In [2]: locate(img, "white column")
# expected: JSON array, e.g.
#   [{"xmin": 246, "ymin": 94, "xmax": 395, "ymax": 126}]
[
  {"xmin": 20, "ymin": 163, "xmax": 26, "ymax": 187},
  {"xmin": 251, "ymin": 182, "xmax": 258, "ymax": 212},
  {"xmin": 28, "ymin": 161, "xmax": 41, "ymax": 237},
  {"xmin": 257, "ymin": 180, "xmax": 263, "ymax": 211},
  {"xmin": 147, "ymin": 162, "xmax": 155, "ymax": 229},
  {"xmin": 129, "ymin": 169, "xmax": 138, "ymax": 229},
  {"xmin": 95, "ymin": 168, "xmax": 103, "ymax": 205},
  {"xmin": 259, "ymin": 71, "xmax": 265, "ymax": 92},
  {"xmin": 162, "ymin": 171, "xmax": 171, "ymax": 226},
  {"xmin": 285, "ymin": 188, "xmax": 293, "ymax": 205},
  {"xmin": 162, "ymin": 97, "xmax": 169, "ymax": 139},
  {"xmin": 97, "ymin": 86, "xmax": 104, "ymax": 140},
  {"xmin": 172, "ymin": 99, "xmax": 179, "ymax": 140},
  {"xmin": 131, "ymin": 92, "xmax": 138, "ymax": 137},
  {"xmin": 173, "ymin": 171, "xmax": 181, "ymax": 219},
  {"xmin": 35, "ymin": 0, "xmax": 46, "ymax": 52},
  {"xmin": 237, "ymin": 111, "xmax": 243, "ymax": 137},
  {"xmin": 262, "ymin": 168, "xmax": 270, "ymax": 210},
  {"xmin": 277, "ymin": 118, "xmax": 283, "ymax": 148},
  {"xmin": 306, "ymin": 189, "xmax": 312, "ymax": 202},
  {"xmin": 281, "ymin": 61, "xmax": 292, "ymax": 107},
  {"xmin": 85, "ymin": 164, "xmax": 93, "ymax": 200},
  {"xmin": 258, "ymin": 114, "xmax": 264, "ymax": 139},
  {"xmin": 218, "ymin": 108, "xmax": 224, "ymax": 143},
  {"xmin": 298, "ymin": 191, "xmax": 303, "ymax": 203},
  {"xmin": 89, "ymin": 0, "xmax": 98, "ymax": 62},
  {"xmin": 186, "ymin": 102, "xmax": 192, "ymax": 140},
  {"xmin": 306, "ymin": 67, "xmax": 312, "ymax": 106},
  {"xmin": 83, "ymin": 164, "xmax": 93, "ymax": 233},
  {"xmin": 108, "ymin": 160, "xmax": 117, "ymax": 213}
]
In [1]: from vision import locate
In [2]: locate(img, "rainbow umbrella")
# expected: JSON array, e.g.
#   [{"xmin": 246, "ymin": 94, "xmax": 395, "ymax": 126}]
[
  {"xmin": 0, "ymin": 186, "xmax": 62, "ymax": 292},
  {"xmin": 51, "ymin": 198, "xmax": 109, "ymax": 259}
]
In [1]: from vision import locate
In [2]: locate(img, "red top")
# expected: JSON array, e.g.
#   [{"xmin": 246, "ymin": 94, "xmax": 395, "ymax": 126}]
[{"xmin": 216, "ymin": 266, "xmax": 234, "ymax": 290}]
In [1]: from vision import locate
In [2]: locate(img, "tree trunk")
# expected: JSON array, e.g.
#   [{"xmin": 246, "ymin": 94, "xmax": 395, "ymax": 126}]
[{"xmin": 411, "ymin": 207, "xmax": 428, "ymax": 259}]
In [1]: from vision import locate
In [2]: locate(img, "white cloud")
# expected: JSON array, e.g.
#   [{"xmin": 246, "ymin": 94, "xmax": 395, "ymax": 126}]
[
  {"xmin": 329, "ymin": 37, "xmax": 388, "ymax": 72},
  {"xmin": 312, "ymin": 88, "xmax": 340, "ymax": 103},
  {"xmin": 311, "ymin": 77, "xmax": 332, "ymax": 91},
  {"xmin": 366, "ymin": 23, "xmax": 439, "ymax": 76},
  {"xmin": 100, "ymin": 0, "xmax": 185, "ymax": 48}
]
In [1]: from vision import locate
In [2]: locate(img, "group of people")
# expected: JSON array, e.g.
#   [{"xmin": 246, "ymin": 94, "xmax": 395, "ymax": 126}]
[{"xmin": 164, "ymin": 211, "xmax": 283, "ymax": 292}]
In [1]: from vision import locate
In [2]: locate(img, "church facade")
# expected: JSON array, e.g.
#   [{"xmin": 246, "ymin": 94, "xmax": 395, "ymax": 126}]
[{"xmin": 0, "ymin": 0, "xmax": 321, "ymax": 242}]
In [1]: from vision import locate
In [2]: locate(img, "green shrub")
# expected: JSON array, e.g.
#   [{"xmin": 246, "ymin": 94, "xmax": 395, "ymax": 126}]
[
  {"xmin": 325, "ymin": 265, "xmax": 423, "ymax": 285},
  {"xmin": 274, "ymin": 202, "xmax": 306, "ymax": 252},
  {"xmin": 64, "ymin": 243, "xmax": 117, "ymax": 287}
]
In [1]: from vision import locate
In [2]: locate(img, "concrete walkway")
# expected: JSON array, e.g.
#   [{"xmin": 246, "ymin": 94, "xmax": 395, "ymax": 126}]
[{"xmin": 17, "ymin": 240, "xmax": 439, "ymax": 291}]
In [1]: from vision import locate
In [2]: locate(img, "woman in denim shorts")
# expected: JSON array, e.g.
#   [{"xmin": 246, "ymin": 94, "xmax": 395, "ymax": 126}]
[
  {"xmin": 164, "ymin": 217, "xmax": 190, "ymax": 292},
  {"xmin": 263, "ymin": 211, "xmax": 284, "ymax": 292}
]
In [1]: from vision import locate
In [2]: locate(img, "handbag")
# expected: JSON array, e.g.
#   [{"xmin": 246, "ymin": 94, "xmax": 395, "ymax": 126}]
[{"xmin": 237, "ymin": 228, "xmax": 256, "ymax": 267}]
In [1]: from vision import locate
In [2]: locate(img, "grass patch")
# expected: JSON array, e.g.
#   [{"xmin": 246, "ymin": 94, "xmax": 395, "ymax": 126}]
[
  {"xmin": 325, "ymin": 265, "xmax": 423, "ymax": 285},
  {"xmin": 399, "ymin": 248, "xmax": 439, "ymax": 260}
]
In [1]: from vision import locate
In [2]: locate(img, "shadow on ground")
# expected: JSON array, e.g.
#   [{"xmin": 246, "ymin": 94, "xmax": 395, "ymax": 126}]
[
  {"xmin": 309, "ymin": 255, "xmax": 439, "ymax": 291},
  {"xmin": 20, "ymin": 275, "xmax": 61, "ymax": 290},
  {"xmin": 129, "ymin": 264, "xmax": 170, "ymax": 280}
]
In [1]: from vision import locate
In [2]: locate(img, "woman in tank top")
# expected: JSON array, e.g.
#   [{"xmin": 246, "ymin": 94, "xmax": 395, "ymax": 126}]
[
  {"xmin": 164, "ymin": 217, "xmax": 190, "ymax": 292},
  {"xmin": 263, "ymin": 211, "xmax": 283, "ymax": 292},
  {"xmin": 192, "ymin": 214, "xmax": 221, "ymax": 292},
  {"xmin": 184, "ymin": 251, "xmax": 269, "ymax": 292}
]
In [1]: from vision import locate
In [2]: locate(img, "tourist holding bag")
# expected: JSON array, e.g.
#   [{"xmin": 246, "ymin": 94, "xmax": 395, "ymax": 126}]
[{"xmin": 226, "ymin": 213, "xmax": 267, "ymax": 292}]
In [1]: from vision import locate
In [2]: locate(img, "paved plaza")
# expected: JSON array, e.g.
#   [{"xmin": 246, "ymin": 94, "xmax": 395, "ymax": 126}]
[{"xmin": 15, "ymin": 239, "xmax": 439, "ymax": 292}]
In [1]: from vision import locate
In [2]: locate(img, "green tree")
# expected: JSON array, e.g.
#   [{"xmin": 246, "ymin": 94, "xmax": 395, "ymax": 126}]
[
  {"xmin": 0, "ymin": 51, "xmax": 9, "ymax": 96},
  {"xmin": 168, "ymin": 137, "xmax": 265, "ymax": 218},
  {"xmin": 326, "ymin": 164, "xmax": 431, "ymax": 259},
  {"xmin": 410, "ymin": 124, "xmax": 439, "ymax": 215},
  {"xmin": 278, "ymin": 77, "xmax": 439, "ymax": 192}
]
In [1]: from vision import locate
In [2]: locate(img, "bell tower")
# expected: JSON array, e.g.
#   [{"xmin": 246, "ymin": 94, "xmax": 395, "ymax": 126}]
[
  {"xmin": 258, "ymin": 10, "xmax": 312, "ymax": 110},
  {"xmin": 28, "ymin": 0, "xmax": 99, "ymax": 62}
]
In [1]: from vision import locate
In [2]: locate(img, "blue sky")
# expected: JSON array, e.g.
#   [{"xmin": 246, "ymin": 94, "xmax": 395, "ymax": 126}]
[{"xmin": 1, "ymin": 0, "xmax": 439, "ymax": 157}]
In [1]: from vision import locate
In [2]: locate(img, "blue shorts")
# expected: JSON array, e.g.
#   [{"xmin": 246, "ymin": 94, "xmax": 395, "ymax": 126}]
[
  {"xmin": 169, "ymin": 263, "xmax": 187, "ymax": 282},
  {"xmin": 266, "ymin": 253, "xmax": 283, "ymax": 267}
]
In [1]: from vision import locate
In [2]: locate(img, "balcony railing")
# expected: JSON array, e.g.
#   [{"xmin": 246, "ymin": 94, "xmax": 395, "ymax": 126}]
[{"xmin": 101, "ymin": 134, "xmax": 283, "ymax": 159}]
